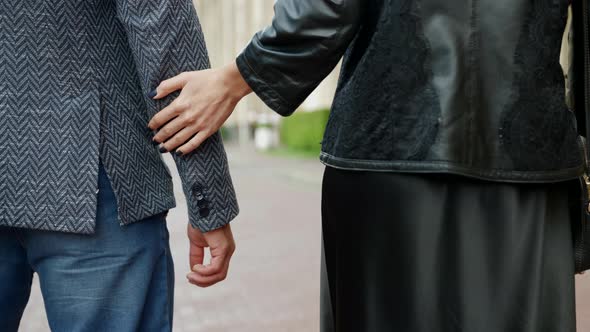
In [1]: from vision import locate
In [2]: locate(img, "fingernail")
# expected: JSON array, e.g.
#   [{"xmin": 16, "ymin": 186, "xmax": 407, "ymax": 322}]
[
  {"xmin": 152, "ymin": 139, "xmax": 160, "ymax": 146},
  {"xmin": 159, "ymin": 145, "xmax": 168, "ymax": 153},
  {"xmin": 175, "ymin": 150, "xmax": 184, "ymax": 157},
  {"xmin": 147, "ymin": 89, "xmax": 157, "ymax": 99}
]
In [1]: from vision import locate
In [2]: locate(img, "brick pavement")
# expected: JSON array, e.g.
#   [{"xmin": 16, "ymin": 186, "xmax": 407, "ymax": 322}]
[{"xmin": 17, "ymin": 146, "xmax": 590, "ymax": 331}]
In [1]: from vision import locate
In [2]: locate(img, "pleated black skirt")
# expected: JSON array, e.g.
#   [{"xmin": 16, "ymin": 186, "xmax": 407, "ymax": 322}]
[{"xmin": 320, "ymin": 167, "xmax": 576, "ymax": 332}]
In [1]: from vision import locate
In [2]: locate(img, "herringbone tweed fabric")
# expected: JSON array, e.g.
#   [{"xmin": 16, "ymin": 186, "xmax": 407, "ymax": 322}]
[{"xmin": 0, "ymin": 0, "xmax": 239, "ymax": 234}]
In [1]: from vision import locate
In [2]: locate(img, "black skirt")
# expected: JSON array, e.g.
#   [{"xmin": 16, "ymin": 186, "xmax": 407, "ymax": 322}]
[{"xmin": 320, "ymin": 167, "xmax": 576, "ymax": 332}]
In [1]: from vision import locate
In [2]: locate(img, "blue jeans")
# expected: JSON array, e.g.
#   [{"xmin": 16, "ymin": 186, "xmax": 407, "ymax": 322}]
[{"xmin": 0, "ymin": 165, "xmax": 174, "ymax": 332}]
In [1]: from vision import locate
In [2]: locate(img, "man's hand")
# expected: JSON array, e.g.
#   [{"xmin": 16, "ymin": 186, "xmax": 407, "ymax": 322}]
[
  {"xmin": 148, "ymin": 61, "xmax": 252, "ymax": 155},
  {"xmin": 186, "ymin": 224, "xmax": 236, "ymax": 288}
]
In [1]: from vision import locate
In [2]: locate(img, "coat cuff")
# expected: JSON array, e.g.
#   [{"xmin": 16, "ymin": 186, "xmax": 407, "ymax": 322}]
[
  {"xmin": 174, "ymin": 132, "xmax": 240, "ymax": 233},
  {"xmin": 185, "ymin": 182, "xmax": 239, "ymax": 232}
]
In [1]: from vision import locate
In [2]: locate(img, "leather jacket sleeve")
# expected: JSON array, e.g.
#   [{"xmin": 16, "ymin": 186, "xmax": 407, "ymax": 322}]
[
  {"xmin": 236, "ymin": 0, "xmax": 363, "ymax": 116},
  {"xmin": 115, "ymin": 0, "xmax": 239, "ymax": 232}
]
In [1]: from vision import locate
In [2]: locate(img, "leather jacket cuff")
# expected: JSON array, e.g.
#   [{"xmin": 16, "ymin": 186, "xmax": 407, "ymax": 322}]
[{"xmin": 236, "ymin": 53, "xmax": 298, "ymax": 116}]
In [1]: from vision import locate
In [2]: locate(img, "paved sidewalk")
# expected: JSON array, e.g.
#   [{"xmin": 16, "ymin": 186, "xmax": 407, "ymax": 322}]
[{"xmin": 18, "ymin": 145, "xmax": 590, "ymax": 331}]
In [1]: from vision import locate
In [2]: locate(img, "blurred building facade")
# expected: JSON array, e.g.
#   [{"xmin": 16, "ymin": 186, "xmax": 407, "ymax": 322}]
[{"xmin": 192, "ymin": 0, "xmax": 340, "ymax": 143}]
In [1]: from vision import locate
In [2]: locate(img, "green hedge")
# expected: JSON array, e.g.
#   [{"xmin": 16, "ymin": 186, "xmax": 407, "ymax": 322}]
[{"xmin": 280, "ymin": 109, "xmax": 331, "ymax": 154}]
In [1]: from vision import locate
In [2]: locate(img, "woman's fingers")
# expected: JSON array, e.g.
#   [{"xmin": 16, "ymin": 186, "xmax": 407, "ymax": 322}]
[
  {"xmin": 152, "ymin": 72, "xmax": 189, "ymax": 99},
  {"xmin": 158, "ymin": 126, "xmax": 200, "ymax": 152},
  {"xmin": 147, "ymin": 73, "xmax": 192, "ymax": 131},
  {"xmin": 148, "ymin": 64, "xmax": 250, "ymax": 154},
  {"xmin": 148, "ymin": 100, "xmax": 183, "ymax": 131},
  {"xmin": 176, "ymin": 131, "xmax": 211, "ymax": 156},
  {"xmin": 153, "ymin": 114, "xmax": 191, "ymax": 144}
]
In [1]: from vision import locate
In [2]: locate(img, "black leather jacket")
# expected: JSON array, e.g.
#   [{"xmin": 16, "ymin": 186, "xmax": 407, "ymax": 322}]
[{"xmin": 236, "ymin": 0, "xmax": 586, "ymax": 182}]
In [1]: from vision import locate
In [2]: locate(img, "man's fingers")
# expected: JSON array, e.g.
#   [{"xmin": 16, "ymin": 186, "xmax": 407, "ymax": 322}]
[
  {"xmin": 186, "ymin": 272, "xmax": 228, "ymax": 288},
  {"xmin": 187, "ymin": 224, "xmax": 235, "ymax": 287},
  {"xmin": 153, "ymin": 73, "xmax": 189, "ymax": 99},
  {"xmin": 189, "ymin": 244, "xmax": 205, "ymax": 269},
  {"xmin": 192, "ymin": 255, "xmax": 228, "ymax": 277},
  {"xmin": 187, "ymin": 256, "xmax": 231, "ymax": 287},
  {"xmin": 176, "ymin": 131, "xmax": 210, "ymax": 156}
]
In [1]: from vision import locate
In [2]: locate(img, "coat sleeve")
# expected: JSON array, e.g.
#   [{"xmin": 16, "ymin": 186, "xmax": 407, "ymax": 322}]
[
  {"xmin": 115, "ymin": 0, "xmax": 239, "ymax": 232},
  {"xmin": 236, "ymin": 0, "xmax": 363, "ymax": 116}
]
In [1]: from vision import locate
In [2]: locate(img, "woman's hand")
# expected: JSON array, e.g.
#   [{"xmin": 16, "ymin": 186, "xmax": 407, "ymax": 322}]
[{"xmin": 148, "ymin": 61, "xmax": 252, "ymax": 155}]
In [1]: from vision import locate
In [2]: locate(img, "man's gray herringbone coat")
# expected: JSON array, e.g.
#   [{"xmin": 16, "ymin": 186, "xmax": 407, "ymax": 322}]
[{"xmin": 0, "ymin": 0, "xmax": 239, "ymax": 234}]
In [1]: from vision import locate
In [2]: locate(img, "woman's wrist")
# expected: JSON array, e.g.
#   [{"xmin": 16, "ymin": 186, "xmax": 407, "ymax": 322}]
[{"xmin": 221, "ymin": 61, "xmax": 253, "ymax": 102}]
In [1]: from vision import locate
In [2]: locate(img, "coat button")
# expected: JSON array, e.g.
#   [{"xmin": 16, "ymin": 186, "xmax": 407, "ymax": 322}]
[
  {"xmin": 192, "ymin": 185, "xmax": 204, "ymax": 194},
  {"xmin": 199, "ymin": 207, "xmax": 210, "ymax": 217},
  {"xmin": 197, "ymin": 199, "xmax": 209, "ymax": 208}
]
